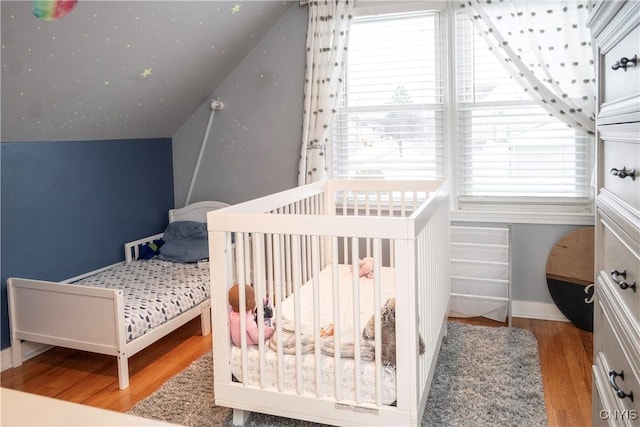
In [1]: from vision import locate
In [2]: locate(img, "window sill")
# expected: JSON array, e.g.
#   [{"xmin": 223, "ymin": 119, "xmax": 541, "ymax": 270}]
[{"xmin": 450, "ymin": 209, "xmax": 595, "ymax": 225}]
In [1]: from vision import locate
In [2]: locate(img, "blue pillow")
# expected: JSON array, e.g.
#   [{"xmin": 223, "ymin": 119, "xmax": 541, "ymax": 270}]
[{"xmin": 158, "ymin": 221, "xmax": 208, "ymax": 263}]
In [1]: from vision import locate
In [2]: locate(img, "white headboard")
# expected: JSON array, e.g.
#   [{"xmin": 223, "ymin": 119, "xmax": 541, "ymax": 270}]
[{"xmin": 169, "ymin": 200, "xmax": 230, "ymax": 223}]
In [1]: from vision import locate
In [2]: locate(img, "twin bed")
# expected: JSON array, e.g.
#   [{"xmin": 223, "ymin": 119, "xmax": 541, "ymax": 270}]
[
  {"xmin": 209, "ymin": 179, "xmax": 450, "ymax": 426},
  {"xmin": 7, "ymin": 200, "xmax": 229, "ymax": 390}
]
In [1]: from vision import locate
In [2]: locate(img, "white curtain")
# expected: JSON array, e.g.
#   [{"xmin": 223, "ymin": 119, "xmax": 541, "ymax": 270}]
[
  {"xmin": 297, "ymin": 0, "xmax": 353, "ymax": 186},
  {"xmin": 458, "ymin": 0, "xmax": 596, "ymax": 135}
]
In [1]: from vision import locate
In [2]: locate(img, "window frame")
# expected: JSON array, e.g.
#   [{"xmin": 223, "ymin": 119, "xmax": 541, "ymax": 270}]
[
  {"xmin": 330, "ymin": 2, "xmax": 594, "ymax": 225},
  {"xmin": 330, "ymin": 9, "xmax": 446, "ymax": 182}
]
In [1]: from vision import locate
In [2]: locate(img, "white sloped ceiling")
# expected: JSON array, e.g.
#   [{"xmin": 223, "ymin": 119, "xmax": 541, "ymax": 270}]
[{"xmin": 1, "ymin": 1, "xmax": 292, "ymax": 142}]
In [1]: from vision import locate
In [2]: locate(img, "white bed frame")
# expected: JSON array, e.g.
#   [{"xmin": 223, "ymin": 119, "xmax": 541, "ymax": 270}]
[
  {"xmin": 208, "ymin": 180, "xmax": 450, "ymax": 427},
  {"xmin": 7, "ymin": 200, "xmax": 229, "ymax": 390}
]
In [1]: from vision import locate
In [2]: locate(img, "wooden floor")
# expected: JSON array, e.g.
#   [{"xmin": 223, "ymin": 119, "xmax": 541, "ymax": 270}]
[{"xmin": 1, "ymin": 316, "xmax": 593, "ymax": 426}]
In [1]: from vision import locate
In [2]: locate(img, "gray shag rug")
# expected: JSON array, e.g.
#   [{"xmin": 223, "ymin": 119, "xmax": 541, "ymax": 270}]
[{"xmin": 128, "ymin": 321, "xmax": 547, "ymax": 426}]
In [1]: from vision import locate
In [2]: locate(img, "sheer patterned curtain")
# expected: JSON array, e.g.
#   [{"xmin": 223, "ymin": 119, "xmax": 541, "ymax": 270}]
[
  {"xmin": 458, "ymin": 0, "xmax": 596, "ymax": 135},
  {"xmin": 297, "ymin": 0, "xmax": 353, "ymax": 186}
]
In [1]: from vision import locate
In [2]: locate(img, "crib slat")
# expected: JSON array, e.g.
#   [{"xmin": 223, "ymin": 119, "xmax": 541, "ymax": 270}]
[
  {"xmin": 311, "ymin": 235, "xmax": 322, "ymax": 397},
  {"xmin": 341, "ymin": 195, "xmax": 349, "ymax": 264},
  {"xmin": 373, "ymin": 239, "xmax": 383, "ymax": 407},
  {"xmin": 291, "ymin": 236, "xmax": 303, "ymax": 395},
  {"xmin": 243, "ymin": 233, "xmax": 252, "ymax": 285},
  {"xmin": 225, "ymin": 232, "xmax": 234, "ymax": 285},
  {"xmin": 285, "ymin": 230, "xmax": 292, "ymax": 297},
  {"xmin": 266, "ymin": 234, "xmax": 274, "ymax": 305},
  {"xmin": 301, "ymin": 234, "xmax": 307, "ymax": 283},
  {"xmin": 235, "ymin": 233, "xmax": 245, "ymax": 287},
  {"xmin": 394, "ymin": 237, "xmax": 413, "ymax": 413},
  {"xmin": 330, "ymin": 237, "xmax": 342, "ymax": 401},
  {"xmin": 272, "ymin": 234, "xmax": 285, "ymax": 392},
  {"xmin": 252, "ymin": 233, "xmax": 269, "ymax": 389},
  {"xmin": 235, "ymin": 233, "xmax": 249, "ymax": 385},
  {"xmin": 305, "ymin": 234, "xmax": 312, "ymax": 283},
  {"xmin": 342, "ymin": 237, "xmax": 348, "ymax": 266},
  {"xmin": 351, "ymin": 237, "xmax": 362, "ymax": 404}
]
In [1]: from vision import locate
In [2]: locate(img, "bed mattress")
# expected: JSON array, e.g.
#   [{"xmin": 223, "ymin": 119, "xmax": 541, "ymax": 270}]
[
  {"xmin": 230, "ymin": 264, "xmax": 398, "ymax": 404},
  {"xmin": 74, "ymin": 259, "xmax": 210, "ymax": 342}
]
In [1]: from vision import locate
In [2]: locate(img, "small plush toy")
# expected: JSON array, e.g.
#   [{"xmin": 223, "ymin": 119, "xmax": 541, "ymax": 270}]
[
  {"xmin": 362, "ymin": 297, "xmax": 425, "ymax": 367},
  {"xmin": 358, "ymin": 257, "xmax": 375, "ymax": 278},
  {"xmin": 263, "ymin": 298, "xmax": 274, "ymax": 327},
  {"xmin": 137, "ymin": 238, "xmax": 164, "ymax": 260},
  {"xmin": 320, "ymin": 323, "xmax": 334, "ymax": 337},
  {"xmin": 228, "ymin": 284, "xmax": 274, "ymax": 346}
]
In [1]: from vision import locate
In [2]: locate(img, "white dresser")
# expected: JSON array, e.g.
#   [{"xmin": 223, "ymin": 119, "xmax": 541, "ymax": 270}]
[{"xmin": 587, "ymin": 1, "xmax": 640, "ymax": 426}]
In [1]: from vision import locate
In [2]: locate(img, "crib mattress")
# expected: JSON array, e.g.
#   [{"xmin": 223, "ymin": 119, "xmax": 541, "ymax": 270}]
[
  {"xmin": 75, "ymin": 259, "xmax": 210, "ymax": 342},
  {"xmin": 231, "ymin": 264, "xmax": 398, "ymax": 404}
]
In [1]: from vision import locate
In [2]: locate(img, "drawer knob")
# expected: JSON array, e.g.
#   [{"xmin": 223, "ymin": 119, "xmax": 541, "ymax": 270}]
[
  {"xmin": 611, "ymin": 269, "xmax": 637, "ymax": 292},
  {"xmin": 609, "ymin": 167, "xmax": 636, "ymax": 180},
  {"xmin": 609, "ymin": 370, "xmax": 635, "ymax": 402},
  {"xmin": 611, "ymin": 55, "xmax": 638, "ymax": 72}
]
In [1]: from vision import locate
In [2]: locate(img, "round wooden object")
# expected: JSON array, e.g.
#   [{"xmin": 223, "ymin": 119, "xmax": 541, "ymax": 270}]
[{"xmin": 546, "ymin": 227, "xmax": 595, "ymax": 332}]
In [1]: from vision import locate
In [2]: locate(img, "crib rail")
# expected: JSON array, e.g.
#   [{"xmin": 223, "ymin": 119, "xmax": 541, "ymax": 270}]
[{"xmin": 209, "ymin": 179, "xmax": 449, "ymax": 426}]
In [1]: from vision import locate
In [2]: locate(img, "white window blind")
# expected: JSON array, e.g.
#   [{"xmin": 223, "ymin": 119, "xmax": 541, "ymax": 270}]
[
  {"xmin": 329, "ymin": 6, "xmax": 593, "ymax": 217},
  {"xmin": 455, "ymin": 12, "xmax": 592, "ymax": 206},
  {"xmin": 332, "ymin": 11, "xmax": 444, "ymax": 180}
]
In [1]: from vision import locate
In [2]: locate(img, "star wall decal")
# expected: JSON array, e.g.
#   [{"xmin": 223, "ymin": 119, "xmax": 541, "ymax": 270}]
[
  {"xmin": 231, "ymin": 3, "xmax": 241, "ymax": 14},
  {"xmin": 140, "ymin": 68, "xmax": 152, "ymax": 78}
]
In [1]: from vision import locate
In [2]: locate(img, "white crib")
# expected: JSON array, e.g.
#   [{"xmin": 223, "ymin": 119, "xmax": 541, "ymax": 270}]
[{"xmin": 208, "ymin": 179, "xmax": 450, "ymax": 427}]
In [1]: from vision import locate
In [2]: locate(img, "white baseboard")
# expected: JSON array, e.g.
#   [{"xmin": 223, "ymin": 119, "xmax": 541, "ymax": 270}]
[
  {"xmin": 1, "ymin": 342, "xmax": 52, "ymax": 373},
  {"xmin": 512, "ymin": 300, "xmax": 570, "ymax": 322},
  {"xmin": 1, "ymin": 347, "xmax": 12, "ymax": 372}
]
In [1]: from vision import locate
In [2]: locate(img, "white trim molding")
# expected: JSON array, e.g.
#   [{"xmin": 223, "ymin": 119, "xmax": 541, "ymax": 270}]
[
  {"xmin": 511, "ymin": 300, "xmax": 570, "ymax": 323},
  {"xmin": 1, "ymin": 342, "xmax": 51, "ymax": 373},
  {"xmin": 451, "ymin": 210, "xmax": 595, "ymax": 226}
]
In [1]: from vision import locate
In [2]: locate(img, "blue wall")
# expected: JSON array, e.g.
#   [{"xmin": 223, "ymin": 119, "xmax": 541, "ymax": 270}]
[{"xmin": 1, "ymin": 138, "xmax": 175, "ymax": 349}]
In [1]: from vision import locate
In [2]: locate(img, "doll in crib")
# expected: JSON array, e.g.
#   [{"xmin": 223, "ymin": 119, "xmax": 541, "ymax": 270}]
[{"xmin": 228, "ymin": 284, "xmax": 274, "ymax": 346}]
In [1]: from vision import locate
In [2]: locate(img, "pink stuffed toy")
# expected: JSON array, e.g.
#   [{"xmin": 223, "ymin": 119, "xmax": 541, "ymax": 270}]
[
  {"xmin": 357, "ymin": 257, "xmax": 375, "ymax": 278},
  {"xmin": 228, "ymin": 284, "xmax": 274, "ymax": 346}
]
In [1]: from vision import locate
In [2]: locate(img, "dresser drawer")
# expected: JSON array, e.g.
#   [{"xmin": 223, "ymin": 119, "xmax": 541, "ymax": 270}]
[
  {"xmin": 602, "ymin": 22, "xmax": 640, "ymax": 107},
  {"xmin": 593, "ymin": 366, "xmax": 638, "ymax": 426},
  {"xmin": 601, "ymin": 218, "xmax": 640, "ymax": 326},
  {"xmin": 602, "ymin": 139, "xmax": 640, "ymax": 209},
  {"xmin": 594, "ymin": 298, "xmax": 640, "ymax": 418}
]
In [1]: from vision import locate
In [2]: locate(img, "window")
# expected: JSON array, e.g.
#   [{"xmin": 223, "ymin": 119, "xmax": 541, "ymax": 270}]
[
  {"xmin": 331, "ymin": 5, "xmax": 593, "ymax": 218},
  {"xmin": 331, "ymin": 11, "xmax": 444, "ymax": 181},
  {"xmin": 455, "ymin": 12, "xmax": 592, "ymax": 211}
]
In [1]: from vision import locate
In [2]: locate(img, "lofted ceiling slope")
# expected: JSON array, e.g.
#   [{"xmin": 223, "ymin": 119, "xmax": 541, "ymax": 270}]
[{"xmin": 1, "ymin": 1, "xmax": 293, "ymax": 142}]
